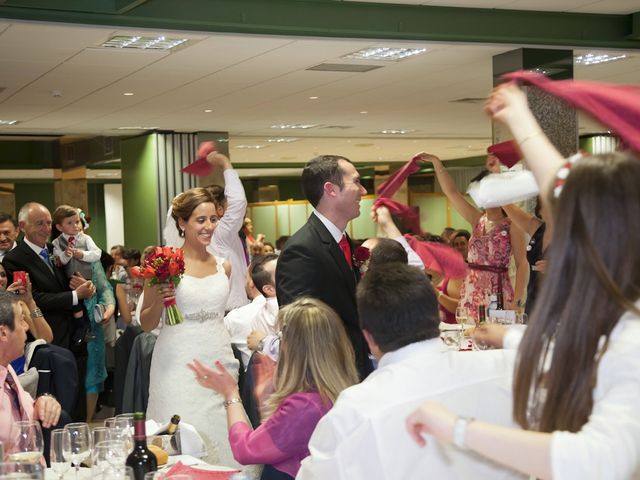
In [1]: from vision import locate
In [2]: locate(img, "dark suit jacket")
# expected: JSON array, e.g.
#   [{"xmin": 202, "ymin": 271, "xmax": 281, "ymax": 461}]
[
  {"xmin": 3, "ymin": 241, "xmax": 76, "ymax": 348},
  {"xmin": 276, "ymin": 213, "xmax": 373, "ymax": 379}
]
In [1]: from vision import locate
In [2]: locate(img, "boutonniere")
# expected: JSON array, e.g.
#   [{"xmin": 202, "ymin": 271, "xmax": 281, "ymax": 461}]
[{"xmin": 353, "ymin": 246, "xmax": 371, "ymax": 273}]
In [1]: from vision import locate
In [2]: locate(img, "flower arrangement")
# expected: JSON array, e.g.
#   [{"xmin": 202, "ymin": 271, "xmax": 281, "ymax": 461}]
[{"xmin": 131, "ymin": 246, "xmax": 185, "ymax": 326}]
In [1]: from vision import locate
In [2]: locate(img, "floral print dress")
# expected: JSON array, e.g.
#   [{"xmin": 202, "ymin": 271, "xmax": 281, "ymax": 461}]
[{"xmin": 459, "ymin": 215, "xmax": 514, "ymax": 321}]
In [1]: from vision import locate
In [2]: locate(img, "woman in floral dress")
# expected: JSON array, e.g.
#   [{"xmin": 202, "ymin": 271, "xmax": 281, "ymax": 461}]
[{"xmin": 419, "ymin": 153, "xmax": 527, "ymax": 322}]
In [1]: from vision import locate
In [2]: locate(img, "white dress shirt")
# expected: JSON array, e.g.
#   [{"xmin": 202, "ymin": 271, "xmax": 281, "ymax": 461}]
[
  {"xmin": 392, "ymin": 235, "xmax": 424, "ymax": 269},
  {"xmin": 53, "ymin": 231, "xmax": 101, "ymax": 265},
  {"xmin": 209, "ymin": 168, "xmax": 250, "ymax": 311},
  {"xmin": 297, "ymin": 338, "xmax": 521, "ymax": 480},
  {"xmin": 312, "ymin": 210, "xmax": 343, "ymax": 244},
  {"xmin": 224, "ymin": 295, "xmax": 266, "ymax": 370},
  {"xmin": 0, "ymin": 241, "xmax": 17, "ymax": 262},
  {"xmin": 250, "ymin": 296, "xmax": 279, "ymax": 336}
]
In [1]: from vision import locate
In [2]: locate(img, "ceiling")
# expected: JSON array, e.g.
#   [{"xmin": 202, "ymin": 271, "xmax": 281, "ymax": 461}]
[{"xmin": 1, "ymin": 0, "xmax": 639, "ymax": 167}]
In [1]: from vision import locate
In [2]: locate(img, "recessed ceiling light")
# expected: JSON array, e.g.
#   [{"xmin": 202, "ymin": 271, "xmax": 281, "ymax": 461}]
[
  {"xmin": 0, "ymin": 119, "xmax": 19, "ymax": 125},
  {"xmin": 117, "ymin": 126, "xmax": 158, "ymax": 130},
  {"xmin": 204, "ymin": 109, "xmax": 213, "ymax": 113},
  {"xmin": 235, "ymin": 144, "xmax": 268, "ymax": 149},
  {"xmin": 343, "ymin": 47, "xmax": 426, "ymax": 61},
  {"xmin": 379, "ymin": 129, "xmax": 415, "ymax": 134},
  {"xmin": 267, "ymin": 138, "xmax": 300, "ymax": 143},
  {"xmin": 101, "ymin": 35, "xmax": 187, "ymax": 51},
  {"xmin": 360, "ymin": 111, "xmax": 368, "ymax": 114},
  {"xmin": 123, "ymin": 92, "xmax": 134, "ymax": 96},
  {"xmin": 270, "ymin": 123, "xmax": 319, "ymax": 130},
  {"xmin": 575, "ymin": 53, "xmax": 627, "ymax": 65},
  {"xmin": 308, "ymin": 96, "xmax": 319, "ymax": 100}
]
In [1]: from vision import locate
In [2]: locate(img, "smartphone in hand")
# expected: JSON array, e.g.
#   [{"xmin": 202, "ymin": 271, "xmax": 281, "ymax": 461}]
[{"xmin": 13, "ymin": 271, "xmax": 27, "ymax": 285}]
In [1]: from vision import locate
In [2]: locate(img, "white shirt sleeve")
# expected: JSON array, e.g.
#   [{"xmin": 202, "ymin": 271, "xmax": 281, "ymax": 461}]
[
  {"xmin": 503, "ymin": 324, "xmax": 526, "ymax": 350},
  {"xmin": 550, "ymin": 322, "xmax": 640, "ymax": 480},
  {"xmin": 80, "ymin": 234, "xmax": 102, "ymax": 263},
  {"xmin": 214, "ymin": 169, "xmax": 247, "ymax": 248},
  {"xmin": 52, "ymin": 238, "xmax": 71, "ymax": 266},
  {"xmin": 392, "ymin": 235, "xmax": 424, "ymax": 269}
]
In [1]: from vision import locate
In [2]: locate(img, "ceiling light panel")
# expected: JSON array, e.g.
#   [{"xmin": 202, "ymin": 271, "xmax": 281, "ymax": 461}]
[
  {"xmin": 0, "ymin": 120, "xmax": 19, "ymax": 125},
  {"xmin": 235, "ymin": 144, "xmax": 268, "ymax": 149},
  {"xmin": 101, "ymin": 35, "xmax": 187, "ymax": 50},
  {"xmin": 267, "ymin": 138, "xmax": 299, "ymax": 143},
  {"xmin": 270, "ymin": 124, "xmax": 319, "ymax": 129},
  {"xmin": 343, "ymin": 47, "xmax": 426, "ymax": 61},
  {"xmin": 575, "ymin": 53, "xmax": 628, "ymax": 65}
]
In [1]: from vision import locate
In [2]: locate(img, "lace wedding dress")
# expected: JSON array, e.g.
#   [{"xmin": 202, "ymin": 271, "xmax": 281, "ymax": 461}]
[{"xmin": 146, "ymin": 256, "xmax": 241, "ymax": 467}]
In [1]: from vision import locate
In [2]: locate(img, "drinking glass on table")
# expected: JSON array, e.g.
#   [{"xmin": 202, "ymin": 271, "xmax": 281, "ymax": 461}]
[
  {"xmin": 65, "ymin": 422, "xmax": 91, "ymax": 478},
  {"xmin": 104, "ymin": 417, "xmax": 117, "ymax": 429},
  {"xmin": 113, "ymin": 415, "xmax": 134, "ymax": 453},
  {"xmin": 92, "ymin": 440, "xmax": 129, "ymax": 479},
  {"xmin": 0, "ymin": 462, "xmax": 44, "ymax": 479},
  {"xmin": 6, "ymin": 420, "xmax": 43, "ymax": 464},
  {"xmin": 50, "ymin": 429, "xmax": 71, "ymax": 480},
  {"xmin": 92, "ymin": 427, "xmax": 113, "ymax": 449}
]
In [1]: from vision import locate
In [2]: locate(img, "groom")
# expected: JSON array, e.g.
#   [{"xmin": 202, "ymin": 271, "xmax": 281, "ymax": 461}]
[{"xmin": 276, "ymin": 155, "xmax": 373, "ymax": 379}]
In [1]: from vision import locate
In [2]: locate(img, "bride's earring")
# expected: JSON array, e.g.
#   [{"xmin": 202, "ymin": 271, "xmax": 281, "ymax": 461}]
[{"xmin": 179, "ymin": 226, "xmax": 185, "ymax": 237}]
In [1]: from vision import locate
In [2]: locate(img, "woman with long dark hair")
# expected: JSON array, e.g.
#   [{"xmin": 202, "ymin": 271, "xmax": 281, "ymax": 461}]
[{"xmin": 406, "ymin": 84, "xmax": 640, "ymax": 479}]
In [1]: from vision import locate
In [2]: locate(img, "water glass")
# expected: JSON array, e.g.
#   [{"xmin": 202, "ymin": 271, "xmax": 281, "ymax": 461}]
[
  {"xmin": 104, "ymin": 417, "xmax": 117, "ymax": 429},
  {"xmin": 50, "ymin": 429, "xmax": 71, "ymax": 480},
  {"xmin": 92, "ymin": 440, "xmax": 129, "ymax": 479},
  {"xmin": 6, "ymin": 421, "xmax": 43, "ymax": 464},
  {"xmin": 113, "ymin": 416, "xmax": 134, "ymax": 453},
  {"xmin": 92, "ymin": 427, "xmax": 112, "ymax": 450},
  {"xmin": 65, "ymin": 422, "xmax": 91, "ymax": 478},
  {"xmin": 0, "ymin": 462, "xmax": 44, "ymax": 479}
]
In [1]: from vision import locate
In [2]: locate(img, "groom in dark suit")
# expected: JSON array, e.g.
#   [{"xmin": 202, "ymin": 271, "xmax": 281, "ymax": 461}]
[
  {"xmin": 276, "ymin": 155, "xmax": 373, "ymax": 379},
  {"xmin": 3, "ymin": 202, "xmax": 95, "ymax": 420}
]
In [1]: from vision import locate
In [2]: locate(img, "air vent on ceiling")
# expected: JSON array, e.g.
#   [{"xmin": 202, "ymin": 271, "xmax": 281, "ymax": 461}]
[
  {"xmin": 320, "ymin": 125, "xmax": 354, "ymax": 130},
  {"xmin": 450, "ymin": 97, "xmax": 486, "ymax": 104},
  {"xmin": 307, "ymin": 63, "xmax": 383, "ymax": 73}
]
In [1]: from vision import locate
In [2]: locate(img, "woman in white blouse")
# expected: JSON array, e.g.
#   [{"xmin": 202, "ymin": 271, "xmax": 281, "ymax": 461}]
[{"xmin": 406, "ymin": 83, "xmax": 640, "ymax": 480}]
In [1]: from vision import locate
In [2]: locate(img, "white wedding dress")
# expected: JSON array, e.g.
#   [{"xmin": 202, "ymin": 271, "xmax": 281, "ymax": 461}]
[{"xmin": 146, "ymin": 256, "xmax": 241, "ymax": 467}]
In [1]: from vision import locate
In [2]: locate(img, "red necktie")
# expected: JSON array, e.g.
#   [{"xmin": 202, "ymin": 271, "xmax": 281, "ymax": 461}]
[
  {"xmin": 68, "ymin": 236, "xmax": 75, "ymax": 246},
  {"xmin": 338, "ymin": 234, "xmax": 352, "ymax": 267}
]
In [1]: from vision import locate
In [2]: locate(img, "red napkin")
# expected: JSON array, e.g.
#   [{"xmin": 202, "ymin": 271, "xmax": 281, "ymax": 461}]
[
  {"xmin": 504, "ymin": 71, "xmax": 640, "ymax": 153},
  {"xmin": 164, "ymin": 461, "xmax": 239, "ymax": 479},
  {"xmin": 181, "ymin": 141, "xmax": 217, "ymax": 176},
  {"xmin": 487, "ymin": 140, "xmax": 520, "ymax": 168},
  {"xmin": 405, "ymin": 236, "xmax": 467, "ymax": 279},
  {"xmin": 376, "ymin": 154, "xmax": 422, "ymax": 199},
  {"xmin": 373, "ymin": 198, "xmax": 423, "ymax": 236}
]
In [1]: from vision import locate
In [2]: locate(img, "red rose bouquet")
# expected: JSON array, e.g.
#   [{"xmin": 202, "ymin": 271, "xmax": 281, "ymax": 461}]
[{"xmin": 131, "ymin": 246, "xmax": 186, "ymax": 326}]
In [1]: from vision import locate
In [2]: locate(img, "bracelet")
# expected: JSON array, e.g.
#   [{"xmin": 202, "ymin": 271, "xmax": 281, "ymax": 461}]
[
  {"xmin": 31, "ymin": 307, "xmax": 44, "ymax": 318},
  {"xmin": 37, "ymin": 392, "xmax": 56, "ymax": 401},
  {"xmin": 223, "ymin": 398, "xmax": 242, "ymax": 409},
  {"xmin": 518, "ymin": 130, "xmax": 544, "ymax": 148},
  {"xmin": 452, "ymin": 416, "xmax": 474, "ymax": 449}
]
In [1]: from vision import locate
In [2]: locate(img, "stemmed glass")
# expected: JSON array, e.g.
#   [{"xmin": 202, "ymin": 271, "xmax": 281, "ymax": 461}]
[
  {"xmin": 455, "ymin": 306, "xmax": 468, "ymax": 349},
  {"xmin": 6, "ymin": 420, "xmax": 43, "ymax": 464},
  {"xmin": 50, "ymin": 429, "xmax": 71, "ymax": 480},
  {"xmin": 65, "ymin": 422, "xmax": 91, "ymax": 478},
  {"xmin": 113, "ymin": 415, "xmax": 134, "ymax": 453}
]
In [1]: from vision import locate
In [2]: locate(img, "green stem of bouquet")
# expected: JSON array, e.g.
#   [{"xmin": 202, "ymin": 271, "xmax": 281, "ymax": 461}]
[{"xmin": 166, "ymin": 304, "xmax": 184, "ymax": 326}]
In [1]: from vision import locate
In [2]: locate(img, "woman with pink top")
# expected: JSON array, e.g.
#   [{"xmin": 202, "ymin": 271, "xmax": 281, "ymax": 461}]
[{"xmin": 188, "ymin": 297, "xmax": 359, "ymax": 480}]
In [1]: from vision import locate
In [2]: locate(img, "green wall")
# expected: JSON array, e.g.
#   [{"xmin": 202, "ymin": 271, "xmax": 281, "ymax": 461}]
[
  {"xmin": 120, "ymin": 134, "xmax": 159, "ymax": 251},
  {"xmin": 14, "ymin": 183, "xmax": 56, "ymax": 215},
  {"xmin": 87, "ymin": 183, "xmax": 107, "ymax": 250}
]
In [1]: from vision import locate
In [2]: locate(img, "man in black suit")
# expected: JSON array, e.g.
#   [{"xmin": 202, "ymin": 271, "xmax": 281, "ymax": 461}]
[
  {"xmin": 276, "ymin": 155, "xmax": 373, "ymax": 379},
  {"xmin": 3, "ymin": 202, "xmax": 95, "ymax": 419}
]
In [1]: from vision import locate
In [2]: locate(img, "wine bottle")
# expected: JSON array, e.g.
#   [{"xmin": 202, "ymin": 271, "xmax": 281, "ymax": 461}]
[
  {"xmin": 165, "ymin": 414, "xmax": 180, "ymax": 435},
  {"xmin": 126, "ymin": 412, "xmax": 157, "ymax": 480}
]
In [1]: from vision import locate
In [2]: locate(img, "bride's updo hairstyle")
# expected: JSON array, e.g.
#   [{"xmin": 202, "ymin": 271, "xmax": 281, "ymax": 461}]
[
  {"xmin": 263, "ymin": 297, "xmax": 359, "ymax": 418},
  {"xmin": 171, "ymin": 187, "xmax": 219, "ymax": 237}
]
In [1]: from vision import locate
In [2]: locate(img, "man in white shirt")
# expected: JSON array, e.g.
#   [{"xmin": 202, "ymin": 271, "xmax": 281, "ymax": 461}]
[
  {"xmin": 0, "ymin": 213, "xmax": 19, "ymax": 262},
  {"xmin": 297, "ymin": 263, "xmax": 520, "ymax": 480},
  {"xmin": 205, "ymin": 152, "xmax": 250, "ymax": 311}
]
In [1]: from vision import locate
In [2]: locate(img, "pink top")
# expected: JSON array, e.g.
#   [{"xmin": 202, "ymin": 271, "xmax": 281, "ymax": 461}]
[
  {"xmin": 0, "ymin": 364, "xmax": 35, "ymax": 444},
  {"xmin": 228, "ymin": 392, "xmax": 331, "ymax": 477}
]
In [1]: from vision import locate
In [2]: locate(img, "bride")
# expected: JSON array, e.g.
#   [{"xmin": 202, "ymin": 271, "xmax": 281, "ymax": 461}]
[{"xmin": 141, "ymin": 186, "xmax": 241, "ymax": 467}]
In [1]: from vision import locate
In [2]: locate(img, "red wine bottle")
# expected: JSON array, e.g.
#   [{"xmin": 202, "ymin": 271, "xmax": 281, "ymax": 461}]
[{"xmin": 126, "ymin": 412, "xmax": 157, "ymax": 480}]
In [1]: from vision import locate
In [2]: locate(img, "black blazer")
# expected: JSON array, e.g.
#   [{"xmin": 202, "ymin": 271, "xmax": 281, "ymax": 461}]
[
  {"xmin": 276, "ymin": 213, "xmax": 373, "ymax": 379},
  {"xmin": 3, "ymin": 241, "xmax": 76, "ymax": 348}
]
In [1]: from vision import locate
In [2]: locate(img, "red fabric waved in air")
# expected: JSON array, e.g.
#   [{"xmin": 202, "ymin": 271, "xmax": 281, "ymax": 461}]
[{"xmin": 181, "ymin": 141, "xmax": 217, "ymax": 176}]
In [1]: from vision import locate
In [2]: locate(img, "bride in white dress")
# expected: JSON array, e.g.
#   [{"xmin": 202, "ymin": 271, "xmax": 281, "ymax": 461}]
[{"xmin": 140, "ymin": 186, "xmax": 241, "ymax": 467}]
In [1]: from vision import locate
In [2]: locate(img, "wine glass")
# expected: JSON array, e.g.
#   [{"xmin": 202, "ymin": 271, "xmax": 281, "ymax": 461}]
[
  {"xmin": 50, "ymin": 429, "xmax": 71, "ymax": 480},
  {"xmin": 65, "ymin": 422, "xmax": 91, "ymax": 478},
  {"xmin": 104, "ymin": 417, "xmax": 117, "ymax": 429},
  {"xmin": 113, "ymin": 416, "xmax": 134, "ymax": 453},
  {"xmin": 0, "ymin": 462, "xmax": 44, "ymax": 479},
  {"xmin": 92, "ymin": 427, "xmax": 112, "ymax": 449},
  {"xmin": 92, "ymin": 440, "xmax": 129, "ymax": 479},
  {"xmin": 6, "ymin": 420, "xmax": 43, "ymax": 464}
]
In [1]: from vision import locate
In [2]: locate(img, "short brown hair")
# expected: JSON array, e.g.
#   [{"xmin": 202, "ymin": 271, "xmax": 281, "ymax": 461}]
[
  {"xmin": 302, "ymin": 155, "xmax": 352, "ymax": 207},
  {"xmin": 171, "ymin": 187, "xmax": 219, "ymax": 237}
]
